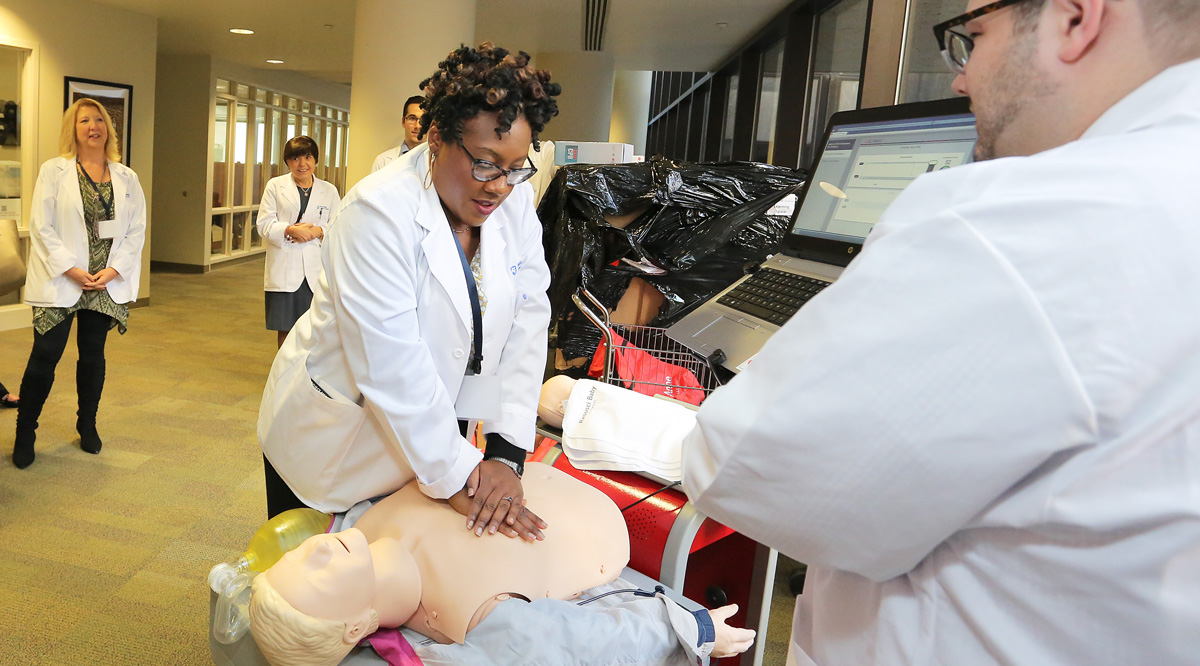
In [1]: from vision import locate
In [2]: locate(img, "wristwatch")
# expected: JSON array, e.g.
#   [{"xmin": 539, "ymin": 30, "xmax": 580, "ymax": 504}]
[{"xmin": 485, "ymin": 455, "xmax": 524, "ymax": 479}]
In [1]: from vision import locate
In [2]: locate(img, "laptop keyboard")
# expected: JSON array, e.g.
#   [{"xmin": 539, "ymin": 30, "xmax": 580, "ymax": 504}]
[{"xmin": 716, "ymin": 267, "xmax": 831, "ymax": 326}]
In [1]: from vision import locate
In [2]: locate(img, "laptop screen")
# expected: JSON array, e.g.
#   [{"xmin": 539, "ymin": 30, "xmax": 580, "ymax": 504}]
[{"xmin": 789, "ymin": 111, "xmax": 978, "ymax": 244}]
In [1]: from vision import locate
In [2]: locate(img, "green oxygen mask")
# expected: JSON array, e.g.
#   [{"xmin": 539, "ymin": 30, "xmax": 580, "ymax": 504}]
[{"xmin": 209, "ymin": 508, "xmax": 332, "ymax": 644}]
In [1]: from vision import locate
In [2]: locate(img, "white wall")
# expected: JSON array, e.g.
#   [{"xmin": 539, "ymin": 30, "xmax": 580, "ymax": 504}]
[
  {"xmin": 609, "ymin": 70, "xmax": 651, "ymax": 155},
  {"xmin": 151, "ymin": 54, "xmax": 210, "ymax": 266},
  {"xmin": 0, "ymin": 0, "xmax": 157, "ymax": 308},
  {"xmin": 534, "ymin": 51, "xmax": 616, "ymax": 144}
]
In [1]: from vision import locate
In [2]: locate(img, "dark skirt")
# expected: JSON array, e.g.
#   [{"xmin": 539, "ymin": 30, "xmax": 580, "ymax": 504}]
[{"xmin": 264, "ymin": 279, "xmax": 314, "ymax": 331}]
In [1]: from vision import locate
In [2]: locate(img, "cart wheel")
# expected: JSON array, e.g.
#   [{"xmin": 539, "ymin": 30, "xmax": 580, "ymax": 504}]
[
  {"xmin": 705, "ymin": 585, "xmax": 728, "ymax": 607},
  {"xmin": 788, "ymin": 567, "xmax": 807, "ymax": 596}
]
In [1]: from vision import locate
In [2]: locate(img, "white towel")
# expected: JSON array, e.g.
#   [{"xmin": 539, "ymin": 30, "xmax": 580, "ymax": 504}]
[{"xmin": 560, "ymin": 380, "xmax": 696, "ymax": 482}]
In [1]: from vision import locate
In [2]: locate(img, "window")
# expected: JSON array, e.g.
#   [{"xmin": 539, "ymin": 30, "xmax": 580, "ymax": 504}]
[
  {"xmin": 752, "ymin": 39, "xmax": 786, "ymax": 163},
  {"xmin": 720, "ymin": 73, "xmax": 739, "ymax": 161},
  {"xmin": 898, "ymin": 0, "xmax": 963, "ymax": 103},
  {"xmin": 803, "ymin": 0, "xmax": 869, "ymax": 168},
  {"xmin": 207, "ymin": 79, "xmax": 349, "ymax": 262},
  {"xmin": 213, "ymin": 101, "xmax": 229, "ymax": 209}
]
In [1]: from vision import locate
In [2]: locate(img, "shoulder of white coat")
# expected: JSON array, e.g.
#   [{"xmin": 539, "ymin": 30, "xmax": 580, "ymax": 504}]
[
  {"xmin": 499, "ymin": 181, "xmax": 538, "ymax": 232},
  {"xmin": 314, "ymin": 177, "xmax": 340, "ymax": 198},
  {"xmin": 109, "ymin": 161, "xmax": 136, "ymax": 177},
  {"xmin": 39, "ymin": 156, "xmax": 70, "ymax": 178},
  {"xmin": 345, "ymin": 161, "xmax": 422, "ymax": 217}
]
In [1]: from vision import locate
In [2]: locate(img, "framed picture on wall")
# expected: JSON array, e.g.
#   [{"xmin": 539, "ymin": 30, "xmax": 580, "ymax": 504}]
[{"xmin": 64, "ymin": 77, "xmax": 133, "ymax": 167}]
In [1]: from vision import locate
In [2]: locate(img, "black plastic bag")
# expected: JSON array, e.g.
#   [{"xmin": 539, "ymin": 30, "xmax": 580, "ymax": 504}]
[{"xmin": 539, "ymin": 157, "xmax": 807, "ymax": 363}]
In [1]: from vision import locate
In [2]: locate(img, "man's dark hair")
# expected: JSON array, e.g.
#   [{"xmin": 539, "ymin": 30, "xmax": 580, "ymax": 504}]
[
  {"xmin": 404, "ymin": 95, "xmax": 425, "ymax": 118},
  {"xmin": 417, "ymin": 42, "xmax": 561, "ymax": 149},
  {"xmin": 283, "ymin": 136, "xmax": 319, "ymax": 163},
  {"xmin": 1012, "ymin": 0, "xmax": 1047, "ymax": 31}
]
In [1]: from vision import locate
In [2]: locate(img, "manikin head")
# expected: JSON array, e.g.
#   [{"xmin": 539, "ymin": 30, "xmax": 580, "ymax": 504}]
[
  {"xmin": 538, "ymin": 375, "xmax": 577, "ymax": 428},
  {"xmin": 942, "ymin": 0, "xmax": 1200, "ymax": 160},
  {"xmin": 248, "ymin": 529, "xmax": 421, "ymax": 666}
]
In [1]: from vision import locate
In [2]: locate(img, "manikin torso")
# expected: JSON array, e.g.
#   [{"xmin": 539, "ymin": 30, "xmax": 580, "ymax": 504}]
[{"xmin": 350, "ymin": 462, "xmax": 630, "ymax": 643}]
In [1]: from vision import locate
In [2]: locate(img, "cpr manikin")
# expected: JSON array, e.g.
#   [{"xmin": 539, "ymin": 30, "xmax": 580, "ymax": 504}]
[{"xmin": 249, "ymin": 463, "xmax": 753, "ymax": 665}]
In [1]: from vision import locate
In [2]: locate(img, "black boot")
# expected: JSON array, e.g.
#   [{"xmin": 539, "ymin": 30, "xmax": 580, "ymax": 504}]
[
  {"xmin": 76, "ymin": 359, "xmax": 106, "ymax": 455},
  {"xmin": 13, "ymin": 365, "xmax": 55, "ymax": 469}
]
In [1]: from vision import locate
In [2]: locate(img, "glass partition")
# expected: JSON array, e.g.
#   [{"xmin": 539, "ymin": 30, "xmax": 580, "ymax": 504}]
[
  {"xmin": 720, "ymin": 73, "xmax": 739, "ymax": 161},
  {"xmin": 802, "ymin": 0, "xmax": 869, "ymax": 168},
  {"xmin": 233, "ymin": 103, "xmax": 248, "ymax": 206},
  {"xmin": 207, "ymin": 78, "xmax": 349, "ymax": 263},
  {"xmin": 253, "ymin": 106, "xmax": 266, "ymax": 205},
  {"xmin": 898, "ymin": 0, "xmax": 962, "ymax": 103},
  {"xmin": 213, "ymin": 101, "xmax": 229, "ymax": 209},
  {"xmin": 752, "ymin": 39, "xmax": 786, "ymax": 163}
]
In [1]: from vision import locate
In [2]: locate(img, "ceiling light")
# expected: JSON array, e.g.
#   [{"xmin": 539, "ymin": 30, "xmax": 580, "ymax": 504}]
[
  {"xmin": 266, "ymin": 59, "xmax": 284, "ymax": 64},
  {"xmin": 229, "ymin": 28, "xmax": 255, "ymax": 35},
  {"xmin": 716, "ymin": 22, "xmax": 729, "ymax": 29}
]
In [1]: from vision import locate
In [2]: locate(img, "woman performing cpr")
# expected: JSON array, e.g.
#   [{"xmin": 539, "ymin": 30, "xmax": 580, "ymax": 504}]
[{"xmin": 257, "ymin": 43, "xmax": 559, "ymax": 544}]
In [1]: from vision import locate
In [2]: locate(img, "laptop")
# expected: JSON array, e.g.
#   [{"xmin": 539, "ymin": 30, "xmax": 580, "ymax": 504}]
[{"xmin": 666, "ymin": 97, "xmax": 977, "ymax": 372}]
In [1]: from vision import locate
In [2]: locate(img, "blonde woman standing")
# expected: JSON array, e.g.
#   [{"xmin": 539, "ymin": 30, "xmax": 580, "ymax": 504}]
[{"xmin": 11, "ymin": 98, "xmax": 146, "ymax": 469}]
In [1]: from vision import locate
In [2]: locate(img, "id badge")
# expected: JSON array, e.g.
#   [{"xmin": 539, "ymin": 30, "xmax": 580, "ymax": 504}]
[
  {"xmin": 455, "ymin": 374, "xmax": 502, "ymax": 422},
  {"xmin": 98, "ymin": 218, "xmax": 120, "ymax": 239}
]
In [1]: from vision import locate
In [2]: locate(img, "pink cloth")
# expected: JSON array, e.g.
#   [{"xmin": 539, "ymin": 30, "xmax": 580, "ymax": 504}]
[
  {"xmin": 366, "ymin": 628, "xmax": 424, "ymax": 666},
  {"xmin": 589, "ymin": 330, "xmax": 706, "ymax": 405}
]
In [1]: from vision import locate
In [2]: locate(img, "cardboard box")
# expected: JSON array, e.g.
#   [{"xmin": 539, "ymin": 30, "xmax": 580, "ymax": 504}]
[{"xmin": 554, "ymin": 141, "xmax": 635, "ymax": 166}]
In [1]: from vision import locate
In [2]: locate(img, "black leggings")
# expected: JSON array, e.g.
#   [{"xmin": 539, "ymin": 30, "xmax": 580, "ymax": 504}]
[{"xmin": 27, "ymin": 310, "xmax": 111, "ymax": 373}]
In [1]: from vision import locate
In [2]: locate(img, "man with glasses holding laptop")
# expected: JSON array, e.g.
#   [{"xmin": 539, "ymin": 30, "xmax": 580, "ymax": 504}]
[{"xmin": 680, "ymin": 1, "xmax": 1200, "ymax": 664}]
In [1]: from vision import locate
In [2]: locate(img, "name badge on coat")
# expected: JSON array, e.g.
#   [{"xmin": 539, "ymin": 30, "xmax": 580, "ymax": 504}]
[
  {"xmin": 455, "ymin": 374, "xmax": 502, "ymax": 421},
  {"xmin": 98, "ymin": 218, "xmax": 121, "ymax": 239}
]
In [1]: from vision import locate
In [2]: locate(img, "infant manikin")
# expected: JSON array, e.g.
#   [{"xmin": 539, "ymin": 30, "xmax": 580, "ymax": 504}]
[
  {"xmin": 248, "ymin": 463, "xmax": 754, "ymax": 666},
  {"xmin": 538, "ymin": 376, "xmax": 699, "ymax": 481}
]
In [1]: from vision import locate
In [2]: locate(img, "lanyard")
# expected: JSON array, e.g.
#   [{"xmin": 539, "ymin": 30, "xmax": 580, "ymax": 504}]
[
  {"xmin": 451, "ymin": 232, "xmax": 483, "ymax": 375},
  {"xmin": 77, "ymin": 160, "xmax": 114, "ymax": 220},
  {"xmin": 296, "ymin": 185, "xmax": 311, "ymax": 222}
]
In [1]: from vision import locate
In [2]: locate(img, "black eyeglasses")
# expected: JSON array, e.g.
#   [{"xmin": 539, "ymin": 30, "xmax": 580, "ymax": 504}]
[
  {"xmin": 459, "ymin": 144, "xmax": 537, "ymax": 186},
  {"xmin": 933, "ymin": 0, "xmax": 1036, "ymax": 74},
  {"xmin": 403, "ymin": 115, "xmax": 421, "ymax": 123}
]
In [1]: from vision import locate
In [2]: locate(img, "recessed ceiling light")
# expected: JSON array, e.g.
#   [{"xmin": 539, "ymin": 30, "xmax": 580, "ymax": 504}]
[
  {"xmin": 716, "ymin": 22, "xmax": 729, "ymax": 29},
  {"xmin": 266, "ymin": 59, "xmax": 285, "ymax": 64},
  {"xmin": 229, "ymin": 28, "xmax": 255, "ymax": 35}
]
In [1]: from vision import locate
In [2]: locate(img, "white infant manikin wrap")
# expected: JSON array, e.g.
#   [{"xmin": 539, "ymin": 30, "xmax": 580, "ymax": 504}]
[{"xmin": 560, "ymin": 380, "xmax": 697, "ymax": 482}]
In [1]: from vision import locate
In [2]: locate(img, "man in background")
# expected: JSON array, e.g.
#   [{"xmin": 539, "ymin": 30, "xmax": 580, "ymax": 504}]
[{"xmin": 371, "ymin": 95, "xmax": 425, "ymax": 172}]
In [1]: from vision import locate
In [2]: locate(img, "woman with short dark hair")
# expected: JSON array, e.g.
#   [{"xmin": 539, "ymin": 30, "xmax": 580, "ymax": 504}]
[
  {"xmin": 12, "ymin": 98, "xmax": 147, "ymax": 469},
  {"xmin": 255, "ymin": 136, "xmax": 341, "ymax": 347},
  {"xmin": 258, "ymin": 43, "xmax": 561, "ymax": 538}
]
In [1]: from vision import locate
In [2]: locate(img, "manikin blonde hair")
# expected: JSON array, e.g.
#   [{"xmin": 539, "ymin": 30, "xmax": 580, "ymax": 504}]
[
  {"xmin": 249, "ymin": 575, "xmax": 380, "ymax": 666},
  {"xmin": 59, "ymin": 98, "xmax": 122, "ymax": 163}
]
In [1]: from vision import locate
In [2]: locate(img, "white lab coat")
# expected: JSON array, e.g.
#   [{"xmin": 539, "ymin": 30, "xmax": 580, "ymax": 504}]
[
  {"xmin": 255, "ymin": 174, "xmax": 340, "ymax": 292},
  {"xmin": 258, "ymin": 143, "xmax": 551, "ymax": 512},
  {"xmin": 682, "ymin": 58, "xmax": 1200, "ymax": 666},
  {"xmin": 23, "ymin": 157, "xmax": 146, "ymax": 307},
  {"xmin": 370, "ymin": 142, "xmax": 411, "ymax": 173}
]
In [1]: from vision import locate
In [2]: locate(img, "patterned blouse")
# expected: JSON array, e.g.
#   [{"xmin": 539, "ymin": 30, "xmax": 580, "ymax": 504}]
[
  {"xmin": 468, "ymin": 247, "xmax": 486, "ymax": 348},
  {"xmin": 32, "ymin": 166, "xmax": 130, "ymax": 335}
]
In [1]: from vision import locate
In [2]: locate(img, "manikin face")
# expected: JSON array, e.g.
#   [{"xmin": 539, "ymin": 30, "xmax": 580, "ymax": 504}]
[
  {"xmin": 264, "ymin": 528, "xmax": 375, "ymax": 624},
  {"xmin": 403, "ymin": 102, "xmax": 425, "ymax": 149},
  {"xmin": 75, "ymin": 105, "xmax": 108, "ymax": 154},
  {"xmin": 428, "ymin": 112, "xmax": 533, "ymax": 231},
  {"xmin": 286, "ymin": 153, "xmax": 316, "ymax": 182},
  {"xmin": 951, "ymin": 0, "xmax": 1058, "ymax": 160}
]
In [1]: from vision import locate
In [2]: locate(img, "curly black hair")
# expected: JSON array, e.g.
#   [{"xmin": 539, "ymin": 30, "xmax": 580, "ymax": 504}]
[{"xmin": 418, "ymin": 42, "xmax": 561, "ymax": 150}]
